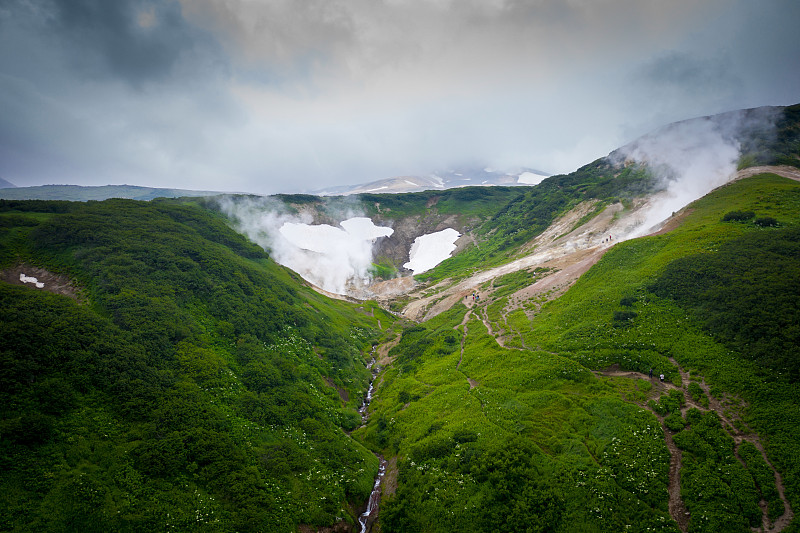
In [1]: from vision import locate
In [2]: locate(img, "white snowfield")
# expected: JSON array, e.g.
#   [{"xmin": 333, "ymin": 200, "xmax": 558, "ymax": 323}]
[
  {"xmin": 340, "ymin": 217, "xmax": 395, "ymax": 240},
  {"xmin": 403, "ymin": 228, "xmax": 461, "ymax": 274},
  {"xmin": 518, "ymin": 171, "xmax": 547, "ymax": 185},
  {"xmin": 278, "ymin": 217, "xmax": 393, "ymax": 294},
  {"xmin": 20, "ymin": 273, "xmax": 44, "ymax": 288}
]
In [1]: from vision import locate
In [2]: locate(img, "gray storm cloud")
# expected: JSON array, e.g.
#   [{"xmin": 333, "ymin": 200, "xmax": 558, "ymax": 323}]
[{"xmin": 0, "ymin": 0, "xmax": 799, "ymax": 193}]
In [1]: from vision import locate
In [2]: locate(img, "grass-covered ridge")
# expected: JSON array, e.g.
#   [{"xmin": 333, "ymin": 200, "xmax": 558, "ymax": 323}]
[
  {"xmin": 0, "ymin": 198, "xmax": 395, "ymax": 531},
  {"xmin": 359, "ymin": 173, "xmax": 800, "ymax": 532},
  {"xmin": 508, "ymin": 173, "xmax": 800, "ymax": 530},
  {"xmin": 417, "ymin": 160, "xmax": 657, "ymax": 282},
  {"xmin": 264, "ymin": 185, "xmax": 526, "ymax": 223}
]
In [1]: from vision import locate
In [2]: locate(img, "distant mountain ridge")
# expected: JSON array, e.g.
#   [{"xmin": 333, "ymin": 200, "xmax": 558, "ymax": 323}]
[
  {"xmin": 0, "ymin": 177, "xmax": 16, "ymax": 189},
  {"xmin": 0, "ymin": 184, "xmax": 228, "ymax": 201},
  {"xmin": 312, "ymin": 166, "xmax": 550, "ymax": 196}
]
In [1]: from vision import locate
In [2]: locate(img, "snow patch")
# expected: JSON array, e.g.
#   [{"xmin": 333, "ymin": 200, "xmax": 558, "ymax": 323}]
[
  {"xmin": 20, "ymin": 273, "xmax": 44, "ymax": 288},
  {"xmin": 340, "ymin": 217, "xmax": 395, "ymax": 240},
  {"xmin": 517, "ymin": 171, "xmax": 547, "ymax": 185},
  {"xmin": 403, "ymin": 228, "xmax": 460, "ymax": 274},
  {"xmin": 277, "ymin": 217, "xmax": 393, "ymax": 293}
]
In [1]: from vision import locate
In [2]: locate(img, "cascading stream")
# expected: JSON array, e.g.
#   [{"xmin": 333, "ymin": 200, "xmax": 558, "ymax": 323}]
[{"xmin": 357, "ymin": 350, "xmax": 386, "ymax": 533}]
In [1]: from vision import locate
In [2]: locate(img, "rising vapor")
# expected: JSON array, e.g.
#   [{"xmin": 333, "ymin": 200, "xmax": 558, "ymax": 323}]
[
  {"xmin": 611, "ymin": 107, "xmax": 781, "ymax": 238},
  {"xmin": 218, "ymin": 197, "xmax": 392, "ymax": 294}
]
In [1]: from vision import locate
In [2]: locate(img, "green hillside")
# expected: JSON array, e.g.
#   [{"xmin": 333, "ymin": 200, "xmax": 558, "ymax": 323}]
[
  {"xmin": 416, "ymin": 160, "xmax": 656, "ymax": 282},
  {"xmin": 1, "ymin": 104, "xmax": 799, "ymax": 533},
  {"xmin": 272, "ymin": 185, "xmax": 525, "ymax": 221},
  {"xmin": 0, "ymin": 198, "xmax": 395, "ymax": 531},
  {"xmin": 362, "ymin": 174, "xmax": 799, "ymax": 532},
  {"xmin": 418, "ymin": 103, "xmax": 800, "ymax": 283}
]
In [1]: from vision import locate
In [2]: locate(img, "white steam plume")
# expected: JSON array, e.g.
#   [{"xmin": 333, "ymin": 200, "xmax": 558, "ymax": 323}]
[
  {"xmin": 218, "ymin": 197, "xmax": 392, "ymax": 294},
  {"xmin": 612, "ymin": 108, "xmax": 779, "ymax": 238}
]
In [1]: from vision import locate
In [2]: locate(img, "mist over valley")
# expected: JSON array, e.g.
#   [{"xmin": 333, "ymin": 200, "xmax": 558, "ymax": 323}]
[{"xmin": 2, "ymin": 102, "xmax": 800, "ymax": 532}]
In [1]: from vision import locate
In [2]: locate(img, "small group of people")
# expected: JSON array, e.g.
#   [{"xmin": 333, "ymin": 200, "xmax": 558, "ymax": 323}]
[
  {"xmin": 466, "ymin": 292, "xmax": 481, "ymax": 303},
  {"xmin": 648, "ymin": 368, "xmax": 665, "ymax": 382}
]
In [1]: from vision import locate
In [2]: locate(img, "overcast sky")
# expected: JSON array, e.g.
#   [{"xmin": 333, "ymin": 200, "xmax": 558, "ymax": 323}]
[{"xmin": 1, "ymin": 0, "xmax": 798, "ymax": 195}]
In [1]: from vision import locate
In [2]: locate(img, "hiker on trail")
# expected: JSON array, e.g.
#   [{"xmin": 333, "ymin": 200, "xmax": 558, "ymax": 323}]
[
  {"xmin": 649, "ymin": 368, "xmax": 653, "ymax": 379},
  {"xmin": 659, "ymin": 373, "xmax": 664, "ymax": 383}
]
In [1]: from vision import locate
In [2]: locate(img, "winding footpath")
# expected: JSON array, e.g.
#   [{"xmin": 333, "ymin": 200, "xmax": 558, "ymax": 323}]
[{"xmin": 595, "ymin": 362, "xmax": 794, "ymax": 533}]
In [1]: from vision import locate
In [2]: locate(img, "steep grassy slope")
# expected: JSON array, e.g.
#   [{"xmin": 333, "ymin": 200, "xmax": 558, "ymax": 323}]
[
  {"xmin": 361, "ymin": 174, "xmax": 800, "ymax": 532},
  {"xmin": 0, "ymin": 199, "xmax": 394, "ymax": 531},
  {"xmin": 511, "ymin": 174, "xmax": 800, "ymax": 528},
  {"xmin": 418, "ymin": 103, "xmax": 800, "ymax": 284},
  {"xmin": 414, "ymin": 161, "xmax": 655, "ymax": 282},
  {"xmin": 737, "ymin": 103, "xmax": 800, "ymax": 169}
]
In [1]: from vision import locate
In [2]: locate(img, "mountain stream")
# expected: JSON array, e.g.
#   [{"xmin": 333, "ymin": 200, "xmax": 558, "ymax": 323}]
[{"xmin": 357, "ymin": 352, "xmax": 386, "ymax": 533}]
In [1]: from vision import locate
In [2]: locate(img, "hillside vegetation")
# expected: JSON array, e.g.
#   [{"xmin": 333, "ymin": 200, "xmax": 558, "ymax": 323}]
[
  {"xmin": 418, "ymin": 103, "xmax": 800, "ymax": 283},
  {"xmin": 363, "ymin": 174, "xmax": 799, "ymax": 532},
  {"xmin": 1, "ymin": 104, "xmax": 799, "ymax": 533},
  {"xmin": 0, "ymin": 198, "xmax": 395, "ymax": 531}
]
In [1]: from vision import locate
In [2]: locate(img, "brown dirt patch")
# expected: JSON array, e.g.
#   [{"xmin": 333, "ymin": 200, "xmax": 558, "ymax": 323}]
[
  {"xmin": 0, "ymin": 263, "xmax": 84, "ymax": 302},
  {"xmin": 382, "ymin": 456, "xmax": 398, "ymax": 498},
  {"xmin": 324, "ymin": 377, "xmax": 349, "ymax": 404},
  {"xmin": 732, "ymin": 165, "xmax": 800, "ymax": 183},
  {"xmin": 376, "ymin": 334, "xmax": 401, "ymax": 366}
]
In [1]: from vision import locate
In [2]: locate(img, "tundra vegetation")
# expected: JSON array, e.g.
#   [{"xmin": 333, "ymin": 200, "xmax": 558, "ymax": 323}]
[
  {"xmin": 0, "ymin": 198, "xmax": 396, "ymax": 531},
  {"xmin": 363, "ymin": 174, "xmax": 800, "ymax": 532},
  {"xmin": 1, "ymin": 104, "xmax": 799, "ymax": 532}
]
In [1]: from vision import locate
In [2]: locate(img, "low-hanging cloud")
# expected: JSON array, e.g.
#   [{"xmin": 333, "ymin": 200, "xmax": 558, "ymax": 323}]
[
  {"xmin": 218, "ymin": 197, "xmax": 392, "ymax": 294},
  {"xmin": 0, "ymin": 0, "xmax": 799, "ymax": 193},
  {"xmin": 610, "ymin": 107, "xmax": 781, "ymax": 238}
]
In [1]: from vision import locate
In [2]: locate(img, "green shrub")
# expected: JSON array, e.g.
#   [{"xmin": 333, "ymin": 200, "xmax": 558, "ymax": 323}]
[
  {"xmin": 664, "ymin": 412, "xmax": 686, "ymax": 432},
  {"xmin": 613, "ymin": 309, "xmax": 637, "ymax": 323},
  {"xmin": 722, "ymin": 210, "xmax": 755, "ymax": 222},
  {"xmin": 754, "ymin": 216, "xmax": 778, "ymax": 227}
]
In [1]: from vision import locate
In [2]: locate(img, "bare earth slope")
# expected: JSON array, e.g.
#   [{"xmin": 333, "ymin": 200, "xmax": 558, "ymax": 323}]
[{"xmin": 394, "ymin": 165, "xmax": 800, "ymax": 323}]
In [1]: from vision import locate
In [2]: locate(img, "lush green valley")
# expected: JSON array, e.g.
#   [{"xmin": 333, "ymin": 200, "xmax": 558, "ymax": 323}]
[
  {"xmin": 0, "ymin": 199, "xmax": 395, "ymax": 531},
  {"xmin": 362, "ymin": 174, "xmax": 799, "ymax": 532},
  {"xmin": 2, "ymin": 104, "xmax": 800, "ymax": 533}
]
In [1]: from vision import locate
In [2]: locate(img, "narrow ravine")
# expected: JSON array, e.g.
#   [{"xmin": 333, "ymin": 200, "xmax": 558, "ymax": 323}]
[{"xmin": 357, "ymin": 351, "xmax": 387, "ymax": 533}]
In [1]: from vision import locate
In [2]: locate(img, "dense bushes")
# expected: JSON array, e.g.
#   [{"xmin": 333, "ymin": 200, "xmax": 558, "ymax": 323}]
[
  {"xmin": 722, "ymin": 210, "xmax": 754, "ymax": 222},
  {"xmin": 0, "ymin": 199, "xmax": 388, "ymax": 531},
  {"xmin": 649, "ymin": 226, "xmax": 800, "ymax": 381},
  {"xmin": 673, "ymin": 410, "xmax": 762, "ymax": 532}
]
